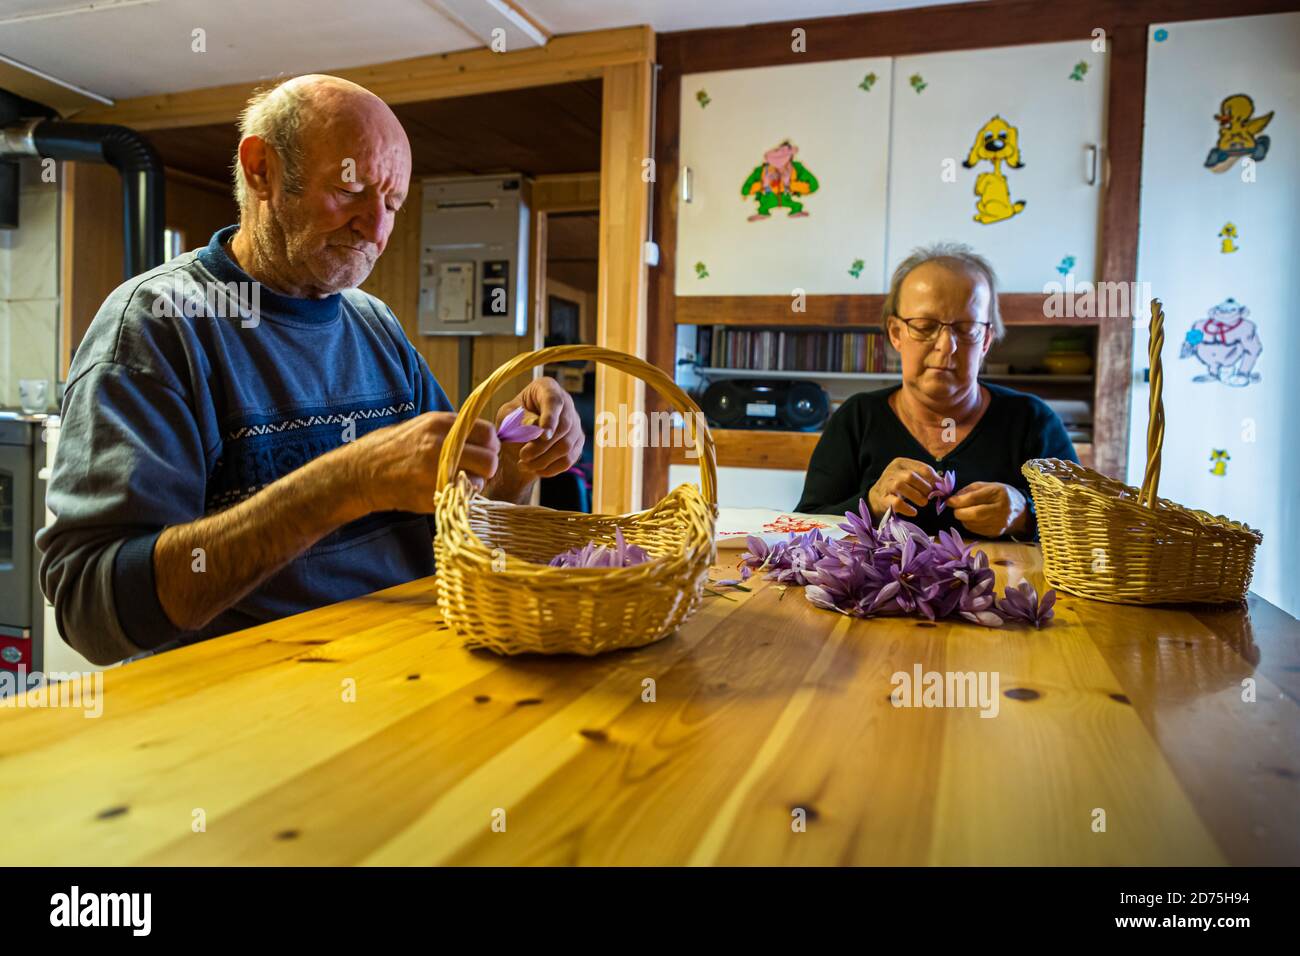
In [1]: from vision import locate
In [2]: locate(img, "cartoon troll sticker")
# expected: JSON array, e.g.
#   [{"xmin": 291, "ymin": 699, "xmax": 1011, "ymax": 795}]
[
  {"xmin": 741, "ymin": 141, "xmax": 820, "ymax": 221},
  {"xmin": 1180, "ymin": 298, "xmax": 1263, "ymax": 387}
]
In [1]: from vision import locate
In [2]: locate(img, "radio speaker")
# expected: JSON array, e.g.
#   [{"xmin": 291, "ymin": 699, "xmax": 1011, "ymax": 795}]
[{"xmin": 700, "ymin": 379, "xmax": 830, "ymax": 431}]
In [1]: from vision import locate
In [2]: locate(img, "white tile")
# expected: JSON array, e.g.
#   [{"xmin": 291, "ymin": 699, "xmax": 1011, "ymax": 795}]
[
  {"xmin": 0, "ymin": 301, "xmax": 10, "ymax": 407},
  {"xmin": 6, "ymin": 298, "xmax": 58, "ymax": 411},
  {"xmin": 6, "ymin": 189, "xmax": 59, "ymax": 300}
]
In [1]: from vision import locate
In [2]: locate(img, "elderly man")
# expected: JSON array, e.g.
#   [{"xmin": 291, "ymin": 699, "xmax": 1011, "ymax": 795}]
[{"xmin": 37, "ymin": 74, "xmax": 583, "ymax": 666}]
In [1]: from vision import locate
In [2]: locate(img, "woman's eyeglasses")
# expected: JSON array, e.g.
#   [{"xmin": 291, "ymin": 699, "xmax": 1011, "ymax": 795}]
[{"xmin": 893, "ymin": 316, "xmax": 992, "ymax": 344}]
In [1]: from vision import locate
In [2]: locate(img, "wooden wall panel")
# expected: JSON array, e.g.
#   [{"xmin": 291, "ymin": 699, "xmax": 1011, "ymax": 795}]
[{"xmin": 594, "ymin": 60, "xmax": 653, "ymax": 515}]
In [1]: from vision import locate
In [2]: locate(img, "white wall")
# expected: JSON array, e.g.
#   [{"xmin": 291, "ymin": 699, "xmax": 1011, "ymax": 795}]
[
  {"xmin": 668, "ymin": 463, "xmax": 806, "ymax": 512},
  {"xmin": 1130, "ymin": 12, "xmax": 1300, "ymax": 616},
  {"xmin": 0, "ymin": 162, "xmax": 60, "ymax": 411}
]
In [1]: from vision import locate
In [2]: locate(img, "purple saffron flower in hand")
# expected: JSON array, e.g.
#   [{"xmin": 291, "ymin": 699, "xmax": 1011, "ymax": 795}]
[
  {"xmin": 929, "ymin": 470, "xmax": 957, "ymax": 514},
  {"xmin": 497, "ymin": 407, "xmax": 546, "ymax": 443},
  {"xmin": 995, "ymin": 580, "xmax": 1057, "ymax": 628}
]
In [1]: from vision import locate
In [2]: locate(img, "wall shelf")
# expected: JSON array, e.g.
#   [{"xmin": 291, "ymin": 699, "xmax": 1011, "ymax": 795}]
[{"xmin": 693, "ymin": 368, "xmax": 1093, "ymax": 385}]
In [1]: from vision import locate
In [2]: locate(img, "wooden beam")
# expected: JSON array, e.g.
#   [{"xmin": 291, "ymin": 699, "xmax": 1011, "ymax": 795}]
[
  {"xmin": 531, "ymin": 172, "xmax": 600, "ymax": 211},
  {"xmin": 69, "ymin": 25, "xmax": 654, "ymax": 130},
  {"xmin": 593, "ymin": 59, "xmax": 653, "ymax": 515},
  {"xmin": 643, "ymin": 67, "xmax": 680, "ymax": 509},
  {"xmin": 1093, "ymin": 23, "xmax": 1148, "ymax": 482},
  {"xmin": 656, "ymin": 0, "xmax": 1300, "ymax": 73}
]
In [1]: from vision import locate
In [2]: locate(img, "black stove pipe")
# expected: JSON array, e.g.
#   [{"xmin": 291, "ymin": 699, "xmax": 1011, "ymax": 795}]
[{"xmin": 1, "ymin": 111, "xmax": 165, "ymax": 279}]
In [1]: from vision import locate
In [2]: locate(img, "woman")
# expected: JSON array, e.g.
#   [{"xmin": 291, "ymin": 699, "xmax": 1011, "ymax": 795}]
[{"xmin": 795, "ymin": 243, "xmax": 1077, "ymax": 539}]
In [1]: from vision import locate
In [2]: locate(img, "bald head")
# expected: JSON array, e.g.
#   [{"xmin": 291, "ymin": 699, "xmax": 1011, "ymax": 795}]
[
  {"xmin": 229, "ymin": 74, "xmax": 412, "ymax": 297},
  {"xmin": 233, "ymin": 74, "xmax": 409, "ymax": 210}
]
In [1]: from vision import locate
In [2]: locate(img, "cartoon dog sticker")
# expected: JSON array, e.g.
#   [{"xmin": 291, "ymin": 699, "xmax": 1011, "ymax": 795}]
[
  {"xmin": 1218, "ymin": 222, "xmax": 1240, "ymax": 253},
  {"xmin": 1209, "ymin": 449, "xmax": 1230, "ymax": 477},
  {"xmin": 1205, "ymin": 94, "xmax": 1272, "ymax": 173},
  {"xmin": 1180, "ymin": 298, "xmax": 1263, "ymax": 387},
  {"xmin": 962, "ymin": 116, "xmax": 1026, "ymax": 224},
  {"xmin": 741, "ymin": 141, "xmax": 820, "ymax": 221}
]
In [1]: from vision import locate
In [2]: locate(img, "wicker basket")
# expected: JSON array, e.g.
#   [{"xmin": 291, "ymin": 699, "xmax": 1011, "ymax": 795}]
[
  {"xmin": 433, "ymin": 345, "xmax": 718, "ymax": 655},
  {"xmin": 1023, "ymin": 299, "xmax": 1261, "ymax": 605}
]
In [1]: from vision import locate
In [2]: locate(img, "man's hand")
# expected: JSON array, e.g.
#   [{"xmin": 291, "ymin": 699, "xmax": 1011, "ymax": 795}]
[
  {"xmin": 488, "ymin": 377, "xmax": 584, "ymax": 502},
  {"xmin": 346, "ymin": 411, "xmax": 501, "ymax": 511},
  {"xmin": 946, "ymin": 481, "xmax": 1029, "ymax": 538},
  {"xmin": 868, "ymin": 457, "xmax": 940, "ymax": 518}
]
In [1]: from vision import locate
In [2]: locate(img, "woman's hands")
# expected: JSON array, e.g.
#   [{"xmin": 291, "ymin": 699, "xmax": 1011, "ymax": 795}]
[
  {"xmin": 945, "ymin": 481, "xmax": 1030, "ymax": 538},
  {"xmin": 868, "ymin": 457, "xmax": 940, "ymax": 518},
  {"xmin": 868, "ymin": 459, "xmax": 1030, "ymax": 538}
]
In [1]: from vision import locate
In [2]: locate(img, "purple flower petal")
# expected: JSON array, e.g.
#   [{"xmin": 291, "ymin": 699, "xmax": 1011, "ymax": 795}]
[
  {"xmin": 549, "ymin": 525, "xmax": 650, "ymax": 568},
  {"xmin": 497, "ymin": 406, "xmax": 546, "ymax": 443}
]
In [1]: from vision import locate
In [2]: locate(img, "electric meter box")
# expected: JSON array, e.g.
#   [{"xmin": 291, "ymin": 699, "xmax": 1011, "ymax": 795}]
[{"xmin": 417, "ymin": 174, "xmax": 530, "ymax": 336}]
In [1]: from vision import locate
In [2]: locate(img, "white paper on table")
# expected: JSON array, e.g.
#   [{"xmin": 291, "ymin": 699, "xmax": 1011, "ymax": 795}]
[{"xmin": 713, "ymin": 507, "xmax": 853, "ymax": 549}]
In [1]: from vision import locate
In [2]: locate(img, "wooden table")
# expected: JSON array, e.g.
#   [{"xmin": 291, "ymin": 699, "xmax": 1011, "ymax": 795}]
[{"xmin": 1, "ymin": 543, "xmax": 1296, "ymax": 866}]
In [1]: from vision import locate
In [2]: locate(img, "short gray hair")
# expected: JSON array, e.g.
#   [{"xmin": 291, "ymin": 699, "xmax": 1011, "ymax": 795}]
[
  {"xmin": 232, "ymin": 80, "xmax": 310, "ymax": 212},
  {"xmin": 881, "ymin": 241, "xmax": 1004, "ymax": 341}
]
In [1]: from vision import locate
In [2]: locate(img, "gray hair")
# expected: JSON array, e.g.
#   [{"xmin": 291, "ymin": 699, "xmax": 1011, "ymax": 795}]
[
  {"xmin": 232, "ymin": 81, "xmax": 310, "ymax": 212},
  {"xmin": 881, "ymin": 241, "xmax": 1004, "ymax": 341}
]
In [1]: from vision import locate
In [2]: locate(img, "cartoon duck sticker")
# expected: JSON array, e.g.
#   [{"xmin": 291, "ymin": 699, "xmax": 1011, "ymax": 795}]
[
  {"xmin": 1205, "ymin": 94, "xmax": 1272, "ymax": 173},
  {"xmin": 963, "ymin": 116, "xmax": 1026, "ymax": 224},
  {"xmin": 1218, "ymin": 222, "xmax": 1239, "ymax": 253},
  {"xmin": 1179, "ymin": 298, "xmax": 1263, "ymax": 387},
  {"xmin": 741, "ymin": 140, "xmax": 820, "ymax": 221},
  {"xmin": 1209, "ymin": 449, "xmax": 1230, "ymax": 477}
]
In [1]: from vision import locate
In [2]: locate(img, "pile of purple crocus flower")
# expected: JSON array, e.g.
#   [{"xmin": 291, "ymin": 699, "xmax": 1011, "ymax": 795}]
[
  {"xmin": 549, "ymin": 526, "xmax": 651, "ymax": 569},
  {"xmin": 737, "ymin": 499, "xmax": 1056, "ymax": 628}
]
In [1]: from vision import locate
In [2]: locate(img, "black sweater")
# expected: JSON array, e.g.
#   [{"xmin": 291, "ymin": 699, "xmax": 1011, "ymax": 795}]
[{"xmin": 794, "ymin": 382, "xmax": 1078, "ymax": 539}]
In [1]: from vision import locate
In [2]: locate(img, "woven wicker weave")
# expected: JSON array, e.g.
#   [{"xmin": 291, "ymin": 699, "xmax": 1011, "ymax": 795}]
[
  {"xmin": 1023, "ymin": 299, "xmax": 1261, "ymax": 605},
  {"xmin": 434, "ymin": 345, "xmax": 718, "ymax": 655}
]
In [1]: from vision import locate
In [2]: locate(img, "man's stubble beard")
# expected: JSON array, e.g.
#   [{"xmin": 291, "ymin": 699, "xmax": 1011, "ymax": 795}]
[{"xmin": 255, "ymin": 192, "xmax": 376, "ymax": 296}]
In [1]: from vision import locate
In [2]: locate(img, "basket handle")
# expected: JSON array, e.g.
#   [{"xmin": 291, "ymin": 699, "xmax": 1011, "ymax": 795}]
[
  {"xmin": 1139, "ymin": 298, "xmax": 1165, "ymax": 509},
  {"xmin": 435, "ymin": 344, "xmax": 717, "ymax": 510}
]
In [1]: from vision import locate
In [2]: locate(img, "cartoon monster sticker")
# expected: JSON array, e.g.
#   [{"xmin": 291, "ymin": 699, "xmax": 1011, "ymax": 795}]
[
  {"xmin": 1218, "ymin": 222, "xmax": 1239, "ymax": 253},
  {"xmin": 1056, "ymin": 255, "xmax": 1076, "ymax": 276},
  {"xmin": 848, "ymin": 258, "xmax": 865, "ymax": 278},
  {"xmin": 741, "ymin": 141, "xmax": 820, "ymax": 221},
  {"xmin": 1179, "ymin": 298, "xmax": 1263, "ymax": 387},
  {"xmin": 859, "ymin": 73, "xmax": 877, "ymax": 92},
  {"xmin": 1209, "ymin": 449, "xmax": 1230, "ymax": 476},
  {"xmin": 1069, "ymin": 61, "xmax": 1088, "ymax": 82},
  {"xmin": 695, "ymin": 261, "xmax": 709, "ymax": 279},
  {"xmin": 963, "ymin": 116, "xmax": 1026, "ymax": 225},
  {"xmin": 1204, "ymin": 94, "xmax": 1272, "ymax": 173}
]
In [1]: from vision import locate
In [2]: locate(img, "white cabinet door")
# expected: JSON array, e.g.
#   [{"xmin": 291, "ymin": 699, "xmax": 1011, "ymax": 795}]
[
  {"xmin": 676, "ymin": 57, "xmax": 892, "ymax": 296},
  {"xmin": 887, "ymin": 41, "xmax": 1108, "ymax": 291}
]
